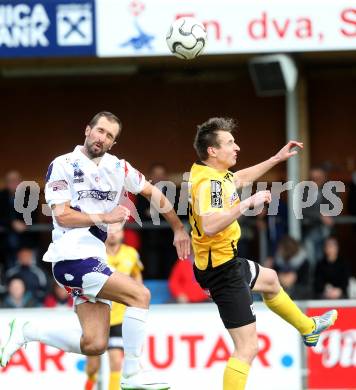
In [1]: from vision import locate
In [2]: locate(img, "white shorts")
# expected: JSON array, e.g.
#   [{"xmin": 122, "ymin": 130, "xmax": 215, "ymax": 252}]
[{"xmin": 52, "ymin": 257, "xmax": 113, "ymax": 307}]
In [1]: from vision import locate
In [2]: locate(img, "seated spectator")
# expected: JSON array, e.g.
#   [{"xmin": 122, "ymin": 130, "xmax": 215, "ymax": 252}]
[
  {"xmin": 273, "ymin": 236, "xmax": 311, "ymax": 300},
  {"xmin": 2, "ymin": 277, "xmax": 38, "ymax": 308},
  {"xmin": 137, "ymin": 163, "xmax": 177, "ymax": 279},
  {"xmin": 5, "ymin": 247, "xmax": 49, "ymax": 303},
  {"xmin": 0, "ymin": 261, "xmax": 6, "ymax": 296},
  {"xmin": 302, "ymin": 166, "xmax": 334, "ymax": 265},
  {"xmin": 255, "ymin": 197, "xmax": 288, "ymax": 266},
  {"xmin": 314, "ymin": 237, "xmax": 351, "ymax": 299},
  {"xmin": 0, "ymin": 171, "xmax": 39, "ymax": 271},
  {"xmin": 43, "ymin": 282, "xmax": 73, "ymax": 308},
  {"xmin": 168, "ymin": 256, "xmax": 210, "ymax": 303}
]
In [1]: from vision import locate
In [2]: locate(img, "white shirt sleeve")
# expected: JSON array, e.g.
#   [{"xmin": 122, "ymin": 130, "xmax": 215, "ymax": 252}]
[
  {"xmin": 123, "ymin": 160, "xmax": 146, "ymax": 194},
  {"xmin": 45, "ymin": 159, "xmax": 72, "ymax": 207}
]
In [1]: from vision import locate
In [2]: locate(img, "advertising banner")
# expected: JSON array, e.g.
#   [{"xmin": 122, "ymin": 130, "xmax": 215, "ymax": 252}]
[
  {"xmin": 145, "ymin": 304, "xmax": 302, "ymax": 390},
  {"xmin": 0, "ymin": 304, "xmax": 302, "ymax": 390},
  {"xmin": 96, "ymin": 0, "xmax": 356, "ymax": 58},
  {"xmin": 0, "ymin": 0, "xmax": 96, "ymax": 58},
  {"xmin": 307, "ymin": 306, "xmax": 356, "ymax": 390},
  {"xmin": 0, "ymin": 308, "xmax": 87, "ymax": 389}
]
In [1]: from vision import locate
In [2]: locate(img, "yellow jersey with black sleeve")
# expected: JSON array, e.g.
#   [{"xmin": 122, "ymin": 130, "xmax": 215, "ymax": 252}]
[
  {"xmin": 107, "ymin": 244, "xmax": 143, "ymax": 326},
  {"xmin": 188, "ymin": 161, "xmax": 241, "ymax": 270}
]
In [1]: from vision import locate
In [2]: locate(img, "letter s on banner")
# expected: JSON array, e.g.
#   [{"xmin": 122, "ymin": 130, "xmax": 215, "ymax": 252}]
[{"xmin": 307, "ymin": 307, "xmax": 356, "ymax": 389}]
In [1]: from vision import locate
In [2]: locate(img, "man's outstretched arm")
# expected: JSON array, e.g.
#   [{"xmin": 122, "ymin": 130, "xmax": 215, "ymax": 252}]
[
  {"xmin": 233, "ymin": 140, "xmax": 303, "ymax": 188},
  {"xmin": 202, "ymin": 191, "xmax": 271, "ymax": 236}
]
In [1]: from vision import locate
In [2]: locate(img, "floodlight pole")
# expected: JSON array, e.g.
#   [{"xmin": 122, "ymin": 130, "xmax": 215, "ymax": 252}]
[
  {"xmin": 247, "ymin": 53, "xmax": 302, "ymax": 240},
  {"xmin": 286, "ymin": 87, "xmax": 302, "ymax": 240}
]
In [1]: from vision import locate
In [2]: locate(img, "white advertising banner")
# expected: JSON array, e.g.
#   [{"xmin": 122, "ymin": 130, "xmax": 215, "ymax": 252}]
[
  {"xmin": 96, "ymin": 0, "xmax": 356, "ymax": 57},
  {"xmin": 0, "ymin": 304, "xmax": 301, "ymax": 390},
  {"xmin": 144, "ymin": 304, "xmax": 302, "ymax": 390},
  {"xmin": 0, "ymin": 308, "xmax": 86, "ymax": 389}
]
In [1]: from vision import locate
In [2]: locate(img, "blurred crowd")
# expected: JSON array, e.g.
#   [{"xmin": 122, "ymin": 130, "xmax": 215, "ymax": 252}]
[{"xmin": 0, "ymin": 164, "xmax": 355, "ymax": 308}]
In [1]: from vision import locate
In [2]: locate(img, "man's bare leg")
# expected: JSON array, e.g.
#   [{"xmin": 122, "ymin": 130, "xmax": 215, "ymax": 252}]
[
  {"xmin": 98, "ymin": 271, "xmax": 170, "ymax": 389},
  {"xmin": 223, "ymin": 322, "xmax": 258, "ymax": 390},
  {"xmin": 0, "ymin": 300, "xmax": 111, "ymax": 369},
  {"xmin": 76, "ymin": 301, "xmax": 111, "ymax": 355}
]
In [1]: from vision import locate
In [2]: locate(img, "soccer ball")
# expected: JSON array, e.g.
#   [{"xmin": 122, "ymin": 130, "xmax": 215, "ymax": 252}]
[{"xmin": 166, "ymin": 17, "xmax": 207, "ymax": 60}]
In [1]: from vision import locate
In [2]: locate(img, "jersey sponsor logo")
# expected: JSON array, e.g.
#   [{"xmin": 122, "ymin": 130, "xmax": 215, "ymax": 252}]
[
  {"xmin": 224, "ymin": 172, "xmax": 233, "ymax": 183},
  {"xmin": 71, "ymin": 162, "xmax": 84, "ymax": 183},
  {"xmin": 92, "ymin": 262, "xmax": 109, "ymax": 273},
  {"xmin": 77, "ymin": 189, "xmax": 118, "ymax": 201},
  {"xmin": 48, "ymin": 179, "xmax": 68, "ymax": 191},
  {"xmin": 230, "ymin": 190, "xmax": 239, "ymax": 205},
  {"xmin": 211, "ymin": 180, "xmax": 223, "ymax": 208}
]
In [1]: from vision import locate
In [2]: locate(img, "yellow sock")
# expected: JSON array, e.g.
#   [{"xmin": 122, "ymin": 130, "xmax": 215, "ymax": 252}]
[
  {"xmin": 263, "ymin": 288, "xmax": 314, "ymax": 334},
  {"xmin": 109, "ymin": 371, "xmax": 121, "ymax": 390},
  {"xmin": 223, "ymin": 357, "xmax": 250, "ymax": 390}
]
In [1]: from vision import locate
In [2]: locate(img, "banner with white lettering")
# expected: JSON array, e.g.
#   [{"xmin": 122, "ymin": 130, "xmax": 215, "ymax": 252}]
[
  {"xmin": 0, "ymin": 0, "xmax": 96, "ymax": 58},
  {"xmin": 307, "ymin": 306, "xmax": 356, "ymax": 389},
  {"xmin": 96, "ymin": 0, "xmax": 356, "ymax": 57},
  {"xmin": 0, "ymin": 304, "xmax": 302, "ymax": 390}
]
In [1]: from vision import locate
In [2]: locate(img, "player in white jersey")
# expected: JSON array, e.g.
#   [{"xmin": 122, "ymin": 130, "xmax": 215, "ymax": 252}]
[{"xmin": 0, "ymin": 111, "xmax": 190, "ymax": 390}]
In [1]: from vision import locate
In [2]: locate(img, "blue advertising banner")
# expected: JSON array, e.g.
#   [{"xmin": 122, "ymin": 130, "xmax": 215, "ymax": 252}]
[{"xmin": 0, "ymin": 0, "xmax": 96, "ymax": 58}]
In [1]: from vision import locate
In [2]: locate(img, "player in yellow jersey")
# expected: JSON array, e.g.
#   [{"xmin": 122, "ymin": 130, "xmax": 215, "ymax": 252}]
[
  {"xmin": 189, "ymin": 117, "xmax": 338, "ymax": 390},
  {"xmin": 85, "ymin": 223, "xmax": 143, "ymax": 390}
]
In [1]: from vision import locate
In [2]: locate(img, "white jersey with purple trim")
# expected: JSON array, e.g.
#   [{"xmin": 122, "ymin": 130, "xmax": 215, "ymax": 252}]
[{"xmin": 43, "ymin": 145, "xmax": 145, "ymax": 263}]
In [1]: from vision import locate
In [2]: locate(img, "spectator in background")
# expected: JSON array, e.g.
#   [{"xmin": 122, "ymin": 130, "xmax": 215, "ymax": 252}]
[
  {"xmin": 255, "ymin": 196, "xmax": 288, "ymax": 266},
  {"xmin": 43, "ymin": 281, "xmax": 73, "ymax": 308},
  {"xmin": 0, "ymin": 170, "xmax": 39, "ymax": 271},
  {"xmin": 0, "ymin": 276, "xmax": 6, "ymax": 298},
  {"xmin": 2, "ymin": 277, "xmax": 38, "ymax": 308},
  {"xmin": 302, "ymin": 167, "xmax": 334, "ymax": 265},
  {"xmin": 5, "ymin": 248, "xmax": 48, "ymax": 303},
  {"xmin": 136, "ymin": 163, "xmax": 177, "ymax": 279},
  {"xmin": 314, "ymin": 237, "xmax": 350, "ymax": 299},
  {"xmin": 168, "ymin": 255, "xmax": 210, "ymax": 303},
  {"xmin": 0, "ymin": 171, "xmax": 25, "ymax": 270},
  {"xmin": 273, "ymin": 236, "xmax": 311, "ymax": 300}
]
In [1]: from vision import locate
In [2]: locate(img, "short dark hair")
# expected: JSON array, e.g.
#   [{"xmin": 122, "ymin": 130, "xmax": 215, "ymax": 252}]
[
  {"xmin": 88, "ymin": 111, "xmax": 122, "ymax": 137},
  {"xmin": 278, "ymin": 235, "xmax": 300, "ymax": 260},
  {"xmin": 193, "ymin": 117, "xmax": 236, "ymax": 160}
]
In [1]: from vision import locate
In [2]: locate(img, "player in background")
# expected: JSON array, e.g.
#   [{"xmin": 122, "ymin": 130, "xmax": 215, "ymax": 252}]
[
  {"xmin": 85, "ymin": 223, "xmax": 144, "ymax": 390},
  {"xmin": 0, "ymin": 111, "xmax": 190, "ymax": 390},
  {"xmin": 189, "ymin": 117, "xmax": 337, "ymax": 390}
]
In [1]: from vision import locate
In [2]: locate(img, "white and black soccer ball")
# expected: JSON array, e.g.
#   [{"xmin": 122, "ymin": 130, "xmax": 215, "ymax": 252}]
[{"xmin": 166, "ymin": 17, "xmax": 207, "ymax": 60}]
